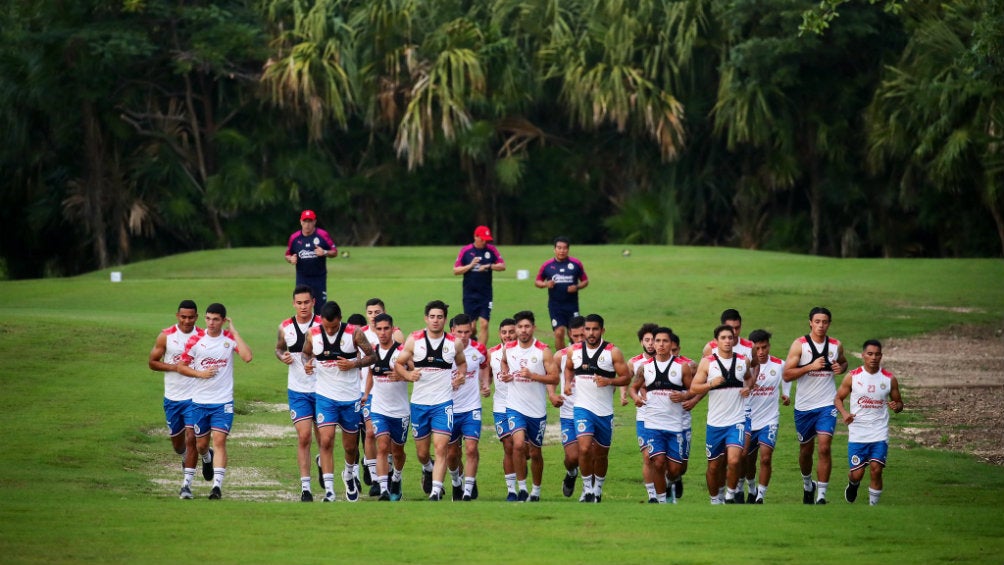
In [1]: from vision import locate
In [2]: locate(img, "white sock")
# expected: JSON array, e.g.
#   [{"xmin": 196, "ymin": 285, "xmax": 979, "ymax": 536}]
[
  {"xmin": 517, "ymin": 479, "xmax": 527, "ymax": 492},
  {"xmin": 757, "ymin": 484, "xmax": 768, "ymax": 499},
  {"xmin": 656, "ymin": 492, "xmax": 666, "ymax": 503},
  {"xmin": 392, "ymin": 468, "xmax": 403, "ymax": 482},
  {"xmin": 725, "ymin": 488, "xmax": 736, "ymax": 500},
  {"xmin": 645, "ymin": 482, "xmax": 656, "ymax": 499},
  {"xmin": 300, "ymin": 476, "xmax": 311, "ymax": 492},
  {"xmin": 323, "ymin": 473, "xmax": 335, "ymax": 494},
  {"xmin": 582, "ymin": 475, "xmax": 594, "ymax": 495},
  {"xmin": 817, "ymin": 482, "xmax": 828, "ymax": 501},
  {"xmin": 182, "ymin": 468, "xmax": 195, "ymax": 488},
  {"xmin": 869, "ymin": 488, "xmax": 882, "ymax": 505},
  {"xmin": 432, "ymin": 480, "xmax": 444, "ymax": 496},
  {"xmin": 567, "ymin": 467, "xmax": 579, "ymax": 478},
  {"xmin": 422, "ymin": 460, "xmax": 434, "ymax": 472},
  {"xmin": 737, "ymin": 477, "xmax": 746, "ymax": 493},
  {"xmin": 378, "ymin": 475, "xmax": 388, "ymax": 493},
  {"xmin": 530, "ymin": 484, "xmax": 541, "ymax": 497},
  {"xmin": 364, "ymin": 458, "xmax": 376, "ymax": 479},
  {"xmin": 505, "ymin": 473, "xmax": 517, "ymax": 493},
  {"xmin": 595, "ymin": 476, "xmax": 606, "ymax": 495},
  {"xmin": 449, "ymin": 467, "xmax": 462, "ymax": 487},
  {"xmin": 464, "ymin": 477, "xmax": 475, "ymax": 496},
  {"xmin": 802, "ymin": 474, "xmax": 813, "ymax": 490},
  {"xmin": 212, "ymin": 468, "xmax": 225, "ymax": 489}
]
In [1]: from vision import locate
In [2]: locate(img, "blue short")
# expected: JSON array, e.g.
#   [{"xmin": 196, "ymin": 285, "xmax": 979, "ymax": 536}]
[
  {"xmin": 411, "ymin": 401, "xmax": 454, "ymax": 439},
  {"xmin": 549, "ymin": 304, "xmax": 580, "ymax": 330},
  {"xmin": 573, "ymin": 407, "xmax": 612, "ymax": 448},
  {"xmin": 746, "ymin": 424, "xmax": 779, "ymax": 451},
  {"xmin": 193, "ymin": 402, "xmax": 234, "ymax": 437},
  {"xmin": 371, "ymin": 412, "xmax": 410, "ymax": 445},
  {"xmin": 561, "ymin": 417, "xmax": 577, "ymax": 447},
  {"xmin": 316, "ymin": 395, "xmax": 362, "ymax": 433},
  {"xmin": 507, "ymin": 408, "xmax": 546, "ymax": 447},
  {"xmin": 636, "ymin": 420, "xmax": 653, "ymax": 453},
  {"xmin": 848, "ymin": 441, "xmax": 888, "ymax": 471},
  {"xmin": 287, "ymin": 390, "xmax": 316, "ymax": 424},
  {"xmin": 164, "ymin": 398, "xmax": 195, "ymax": 437},
  {"xmin": 705, "ymin": 422, "xmax": 745, "ymax": 460},
  {"xmin": 794, "ymin": 406, "xmax": 838, "ymax": 443},
  {"xmin": 681, "ymin": 428, "xmax": 692, "ymax": 461},
  {"xmin": 362, "ymin": 395, "xmax": 373, "ymax": 421},
  {"xmin": 645, "ymin": 428, "xmax": 685, "ymax": 463},
  {"xmin": 450, "ymin": 409, "xmax": 483, "ymax": 443},
  {"xmin": 463, "ymin": 297, "xmax": 492, "ymax": 322},
  {"xmin": 494, "ymin": 411, "xmax": 513, "ymax": 439}
]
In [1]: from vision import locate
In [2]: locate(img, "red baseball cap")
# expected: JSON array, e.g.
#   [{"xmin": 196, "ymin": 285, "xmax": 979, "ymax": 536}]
[
  {"xmin": 474, "ymin": 225, "xmax": 493, "ymax": 241},
  {"xmin": 300, "ymin": 209, "xmax": 316, "ymax": 221}
]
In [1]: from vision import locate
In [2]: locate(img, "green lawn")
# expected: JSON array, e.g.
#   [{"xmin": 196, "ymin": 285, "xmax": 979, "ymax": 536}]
[{"xmin": 1, "ymin": 246, "xmax": 1002, "ymax": 564}]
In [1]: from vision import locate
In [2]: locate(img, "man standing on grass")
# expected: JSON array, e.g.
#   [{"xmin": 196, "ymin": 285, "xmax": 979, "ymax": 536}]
[
  {"xmin": 548, "ymin": 315, "xmax": 585, "ymax": 499},
  {"xmin": 284, "ymin": 209, "xmax": 337, "ymax": 314},
  {"xmin": 394, "ymin": 300, "xmax": 467, "ymax": 501},
  {"xmin": 454, "ymin": 226, "xmax": 506, "ymax": 346},
  {"xmin": 835, "ymin": 340, "xmax": 903, "ymax": 506},
  {"xmin": 148, "ymin": 299, "xmax": 211, "ymax": 499},
  {"xmin": 741, "ymin": 329, "xmax": 790, "ymax": 503},
  {"xmin": 274, "ymin": 285, "xmax": 323, "ymax": 502},
  {"xmin": 690, "ymin": 324, "xmax": 752, "ymax": 504},
  {"xmin": 631, "ymin": 327, "xmax": 693, "ymax": 503},
  {"xmin": 359, "ymin": 298, "xmax": 405, "ymax": 496},
  {"xmin": 565, "ymin": 313, "xmax": 631, "ymax": 502},
  {"xmin": 535, "ymin": 236, "xmax": 589, "ymax": 351},
  {"xmin": 626, "ymin": 323, "xmax": 658, "ymax": 502},
  {"xmin": 302, "ymin": 301, "xmax": 376, "ymax": 502},
  {"xmin": 488, "ymin": 318, "xmax": 519, "ymax": 501},
  {"xmin": 501, "ymin": 310, "xmax": 557, "ymax": 501},
  {"xmin": 177, "ymin": 303, "xmax": 253, "ymax": 500},
  {"xmin": 446, "ymin": 314, "xmax": 490, "ymax": 501},
  {"xmin": 669, "ymin": 333, "xmax": 698, "ymax": 500},
  {"xmin": 783, "ymin": 306, "xmax": 847, "ymax": 504},
  {"xmin": 366, "ymin": 313, "xmax": 409, "ymax": 501}
]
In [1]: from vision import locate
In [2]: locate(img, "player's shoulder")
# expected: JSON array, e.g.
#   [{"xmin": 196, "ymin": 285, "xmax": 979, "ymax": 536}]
[
  {"xmin": 162, "ymin": 325, "xmax": 178, "ymax": 335},
  {"xmin": 879, "ymin": 367, "xmax": 894, "ymax": 379},
  {"xmin": 488, "ymin": 343, "xmax": 503, "ymax": 354},
  {"xmin": 444, "ymin": 332, "xmax": 457, "ymax": 342},
  {"xmin": 344, "ymin": 323, "xmax": 358, "ymax": 334},
  {"xmin": 735, "ymin": 353, "xmax": 748, "ymax": 362},
  {"xmin": 849, "ymin": 366, "xmax": 865, "ymax": 377},
  {"xmin": 472, "ymin": 340, "xmax": 488, "ymax": 355},
  {"xmin": 675, "ymin": 355, "xmax": 694, "ymax": 365},
  {"xmin": 703, "ymin": 354, "xmax": 717, "ymax": 362},
  {"xmin": 828, "ymin": 337, "xmax": 840, "ymax": 346},
  {"xmin": 768, "ymin": 355, "xmax": 784, "ymax": 365},
  {"xmin": 280, "ymin": 318, "xmax": 295, "ymax": 329},
  {"xmin": 738, "ymin": 337, "xmax": 753, "ymax": 347},
  {"xmin": 533, "ymin": 339, "xmax": 549, "ymax": 351},
  {"xmin": 310, "ymin": 325, "xmax": 323, "ymax": 335},
  {"xmin": 410, "ymin": 329, "xmax": 425, "ymax": 339},
  {"xmin": 629, "ymin": 353, "xmax": 647, "ymax": 364},
  {"xmin": 571, "ymin": 342, "xmax": 584, "ymax": 351},
  {"xmin": 504, "ymin": 340, "xmax": 519, "ymax": 350},
  {"xmin": 705, "ymin": 339, "xmax": 716, "ymax": 349},
  {"xmin": 602, "ymin": 342, "xmax": 616, "ymax": 352}
]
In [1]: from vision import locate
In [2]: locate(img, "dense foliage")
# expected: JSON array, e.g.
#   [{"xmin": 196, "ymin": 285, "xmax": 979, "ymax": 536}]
[{"xmin": 2, "ymin": 0, "xmax": 1001, "ymax": 277}]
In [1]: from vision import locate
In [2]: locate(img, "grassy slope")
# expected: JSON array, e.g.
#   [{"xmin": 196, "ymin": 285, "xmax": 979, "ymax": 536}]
[{"xmin": 0, "ymin": 246, "xmax": 1002, "ymax": 564}]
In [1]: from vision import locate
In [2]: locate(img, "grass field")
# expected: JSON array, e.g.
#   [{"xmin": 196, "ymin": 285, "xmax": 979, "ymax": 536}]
[{"xmin": 1, "ymin": 245, "xmax": 1002, "ymax": 564}]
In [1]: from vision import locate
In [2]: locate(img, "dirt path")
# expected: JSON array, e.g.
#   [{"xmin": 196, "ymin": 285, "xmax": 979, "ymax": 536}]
[{"xmin": 881, "ymin": 325, "xmax": 1004, "ymax": 465}]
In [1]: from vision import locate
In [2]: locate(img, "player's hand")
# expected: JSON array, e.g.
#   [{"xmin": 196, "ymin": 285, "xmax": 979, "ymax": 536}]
[
  {"xmin": 500, "ymin": 372, "xmax": 514, "ymax": 383},
  {"xmin": 563, "ymin": 383, "xmax": 573, "ymax": 396},
  {"xmin": 668, "ymin": 391, "xmax": 684, "ymax": 403},
  {"xmin": 889, "ymin": 400, "xmax": 903, "ymax": 413},
  {"xmin": 843, "ymin": 414, "xmax": 855, "ymax": 425},
  {"xmin": 708, "ymin": 376, "xmax": 723, "ymax": 389},
  {"xmin": 278, "ymin": 351, "xmax": 294, "ymax": 365},
  {"xmin": 810, "ymin": 357, "xmax": 828, "ymax": 371},
  {"xmin": 740, "ymin": 388, "xmax": 751, "ymax": 398},
  {"xmin": 595, "ymin": 376, "xmax": 610, "ymax": 388},
  {"xmin": 480, "ymin": 384, "xmax": 491, "ymax": 397},
  {"xmin": 315, "ymin": 247, "xmax": 326, "ymax": 258},
  {"xmin": 781, "ymin": 395, "xmax": 791, "ymax": 406},
  {"xmin": 304, "ymin": 362, "xmax": 314, "ymax": 375},
  {"xmin": 547, "ymin": 279, "xmax": 556, "ymax": 289},
  {"xmin": 408, "ymin": 368, "xmax": 423, "ymax": 382},
  {"xmin": 335, "ymin": 358, "xmax": 356, "ymax": 371},
  {"xmin": 567, "ymin": 284, "xmax": 577, "ymax": 294},
  {"xmin": 682, "ymin": 398, "xmax": 698, "ymax": 411},
  {"xmin": 451, "ymin": 374, "xmax": 466, "ymax": 390},
  {"xmin": 198, "ymin": 366, "xmax": 219, "ymax": 379},
  {"xmin": 549, "ymin": 394, "xmax": 564, "ymax": 407},
  {"xmin": 287, "ymin": 254, "xmax": 298, "ymax": 265}
]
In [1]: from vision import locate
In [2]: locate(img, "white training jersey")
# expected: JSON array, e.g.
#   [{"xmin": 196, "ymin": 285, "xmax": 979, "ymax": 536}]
[
  {"xmin": 453, "ymin": 340, "xmax": 488, "ymax": 413},
  {"xmin": 704, "ymin": 353, "xmax": 749, "ymax": 427},
  {"xmin": 369, "ymin": 343, "xmax": 409, "ymax": 418},
  {"xmin": 557, "ymin": 346, "xmax": 576, "ymax": 420},
  {"xmin": 629, "ymin": 353, "xmax": 650, "ymax": 423},
  {"xmin": 410, "ymin": 330, "xmax": 461, "ymax": 406},
  {"xmin": 182, "ymin": 331, "xmax": 240, "ymax": 405},
  {"xmin": 310, "ymin": 323, "xmax": 361, "ymax": 402},
  {"xmin": 161, "ymin": 324, "xmax": 204, "ymax": 401},
  {"xmin": 707, "ymin": 337, "xmax": 754, "ymax": 360},
  {"xmin": 792, "ymin": 335, "xmax": 841, "ymax": 411},
  {"xmin": 570, "ymin": 341, "xmax": 619, "ymax": 417},
  {"xmin": 641, "ymin": 356, "xmax": 689, "ymax": 432},
  {"xmin": 489, "ymin": 343, "xmax": 508, "ymax": 413},
  {"xmin": 847, "ymin": 366, "xmax": 894, "ymax": 443},
  {"xmin": 503, "ymin": 339, "xmax": 550, "ymax": 419},
  {"xmin": 358, "ymin": 324, "xmax": 401, "ymax": 394},
  {"xmin": 747, "ymin": 355, "xmax": 791, "ymax": 430},
  {"xmin": 279, "ymin": 316, "xmax": 321, "ymax": 393}
]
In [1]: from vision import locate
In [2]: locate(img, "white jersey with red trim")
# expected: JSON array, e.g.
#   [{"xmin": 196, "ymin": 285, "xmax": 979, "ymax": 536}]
[
  {"xmin": 370, "ymin": 344, "xmax": 408, "ymax": 418},
  {"xmin": 410, "ymin": 331, "xmax": 461, "ymax": 406},
  {"xmin": 162, "ymin": 324, "xmax": 204, "ymax": 401},
  {"xmin": 747, "ymin": 355, "xmax": 790, "ymax": 430},
  {"xmin": 705, "ymin": 353, "xmax": 749, "ymax": 427},
  {"xmin": 310, "ymin": 324, "xmax": 361, "ymax": 402},
  {"xmin": 641, "ymin": 357, "xmax": 689, "ymax": 432},
  {"xmin": 629, "ymin": 353, "xmax": 650, "ymax": 423},
  {"xmin": 280, "ymin": 316, "xmax": 321, "ymax": 393},
  {"xmin": 556, "ymin": 346, "xmax": 577, "ymax": 420},
  {"xmin": 453, "ymin": 340, "xmax": 488, "ymax": 413},
  {"xmin": 793, "ymin": 335, "xmax": 841, "ymax": 411},
  {"xmin": 847, "ymin": 366, "xmax": 894, "ymax": 443},
  {"xmin": 359, "ymin": 324, "xmax": 401, "ymax": 393},
  {"xmin": 182, "ymin": 330, "xmax": 239, "ymax": 404},
  {"xmin": 570, "ymin": 342, "xmax": 619, "ymax": 417},
  {"xmin": 707, "ymin": 337, "xmax": 753, "ymax": 360},
  {"xmin": 504, "ymin": 339, "xmax": 550, "ymax": 419},
  {"xmin": 489, "ymin": 344, "xmax": 508, "ymax": 413}
]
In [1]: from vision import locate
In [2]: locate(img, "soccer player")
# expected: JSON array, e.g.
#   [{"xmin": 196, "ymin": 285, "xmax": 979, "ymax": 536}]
[
  {"xmin": 454, "ymin": 225, "xmax": 506, "ymax": 345},
  {"xmin": 535, "ymin": 236, "xmax": 589, "ymax": 350},
  {"xmin": 394, "ymin": 300, "xmax": 467, "ymax": 501},
  {"xmin": 626, "ymin": 323, "xmax": 658, "ymax": 501},
  {"xmin": 366, "ymin": 313, "xmax": 410, "ymax": 501},
  {"xmin": 446, "ymin": 314, "xmax": 490, "ymax": 501},
  {"xmin": 176, "ymin": 303, "xmax": 253, "ymax": 500},
  {"xmin": 488, "ymin": 318, "xmax": 519, "ymax": 500},
  {"xmin": 565, "ymin": 314, "xmax": 631, "ymax": 502},
  {"xmin": 690, "ymin": 324, "xmax": 752, "ymax": 504},
  {"xmin": 835, "ymin": 340, "xmax": 903, "ymax": 505},
  {"xmin": 501, "ymin": 310, "xmax": 557, "ymax": 501},
  {"xmin": 275, "ymin": 285, "xmax": 323, "ymax": 501},
  {"xmin": 548, "ymin": 315, "xmax": 585, "ymax": 498},
  {"xmin": 630, "ymin": 327, "xmax": 694, "ymax": 503},
  {"xmin": 783, "ymin": 306, "xmax": 847, "ymax": 504},
  {"xmin": 284, "ymin": 209, "xmax": 337, "ymax": 314},
  {"xmin": 741, "ymin": 329, "xmax": 791, "ymax": 503},
  {"xmin": 302, "ymin": 301, "xmax": 376, "ymax": 502},
  {"xmin": 147, "ymin": 299, "xmax": 209, "ymax": 499},
  {"xmin": 669, "ymin": 332, "xmax": 698, "ymax": 499}
]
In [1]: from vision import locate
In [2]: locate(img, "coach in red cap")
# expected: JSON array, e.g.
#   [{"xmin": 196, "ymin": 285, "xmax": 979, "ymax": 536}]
[
  {"xmin": 453, "ymin": 225, "xmax": 506, "ymax": 344},
  {"xmin": 285, "ymin": 209, "xmax": 338, "ymax": 314}
]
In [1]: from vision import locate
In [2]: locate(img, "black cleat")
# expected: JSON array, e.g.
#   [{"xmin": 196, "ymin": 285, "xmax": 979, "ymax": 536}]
[
  {"xmin": 754, "ymin": 497, "xmax": 764, "ymax": 504},
  {"xmin": 462, "ymin": 493, "xmax": 472, "ymax": 501},
  {"xmin": 369, "ymin": 482, "xmax": 381, "ymax": 497},
  {"xmin": 803, "ymin": 482, "xmax": 817, "ymax": 505},
  {"xmin": 208, "ymin": 486, "xmax": 222, "ymax": 500},
  {"xmin": 202, "ymin": 448, "xmax": 214, "ymax": 481},
  {"xmin": 429, "ymin": 491, "xmax": 441, "ymax": 501},
  {"xmin": 562, "ymin": 473, "xmax": 576, "ymax": 498},
  {"xmin": 528, "ymin": 494, "xmax": 540, "ymax": 502},
  {"xmin": 452, "ymin": 483, "xmax": 463, "ymax": 501},
  {"xmin": 581, "ymin": 492, "xmax": 595, "ymax": 503},
  {"xmin": 378, "ymin": 491, "xmax": 390, "ymax": 501},
  {"xmin": 315, "ymin": 454, "xmax": 324, "ymax": 489},
  {"xmin": 734, "ymin": 492, "xmax": 745, "ymax": 504},
  {"xmin": 517, "ymin": 490, "xmax": 529, "ymax": 502},
  {"xmin": 422, "ymin": 468, "xmax": 433, "ymax": 495},
  {"xmin": 724, "ymin": 496, "xmax": 736, "ymax": 504},
  {"xmin": 362, "ymin": 464, "xmax": 372, "ymax": 486},
  {"xmin": 647, "ymin": 497, "xmax": 658, "ymax": 504},
  {"xmin": 179, "ymin": 485, "xmax": 193, "ymax": 500},
  {"xmin": 673, "ymin": 479, "xmax": 683, "ymax": 500},
  {"xmin": 845, "ymin": 482, "xmax": 859, "ymax": 503},
  {"xmin": 595, "ymin": 495, "xmax": 602, "ymax": 503},
  {"xmin": 301, "ymin": 490, "xmax": 313, "ymax": 502},
  {"xmin": 471, "ymin": 480, "xmax": 479, "ymax": 500},
  {"xmin": 746, "ymin": 492, "xmax": 757, "ymax": 504},
  {"xmin": 389, "ymin": 478, "xmax": 402, "ymax": 501},
  {"xmin": 815, "ymin": 498, "xmax": 828, "ymax": 505}
]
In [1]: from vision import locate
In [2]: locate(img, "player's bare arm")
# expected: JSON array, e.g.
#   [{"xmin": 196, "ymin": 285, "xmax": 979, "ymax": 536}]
[
  {"xmin": 148, "ymin": 332, "xmax": 173, "ymax": 372},
  {"xmin": 669, "ymin": 363, "xmax": 694, "ymax": 405},
  {"xmin": 562, "ymin": 352, "xmax": 575, "ymax": 395},
  {"xmin": 226, "ymin": 318, "xmax": 253, "ymax": 363},
  {"xmin": 629, "ymin": 364, "xmax": 647, "ymax": 406},
  {"xmin": 597, "ymin": 348, "xmax": 631, "ymax": 388},
  {"xmin": 275, "ymin": 328, "xmax": 294, "ymax": 365},
  {"xmin": 834, "ymin": 373, "xmax": 855, "ymax": 424},
  {"xmin": 394, "ymin": 336, "xmax": 421, "ymax": 382},
  {"xmin": 689, "ymin": 357, "xmax": 719, "ymax": 395},
  {"xmin": 782, "ymin": 340, "xmax": 823, "ymax": 382},
  {"xmin": 889, "ymin": 375, "xmax": 904, "ymax": 413},
  {"xmin": 336, "ymin": 332, "xmax": 376, "ymax": 371},
  {"xmin": 301, "ymin": 334, "xmax": 314, "ymax": 374}
]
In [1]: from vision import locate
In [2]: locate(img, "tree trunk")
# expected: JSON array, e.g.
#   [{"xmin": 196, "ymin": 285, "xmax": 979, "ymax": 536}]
[{"xmin": 81, "ymin": 99, "xmax": 109, "ymax": 269}]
